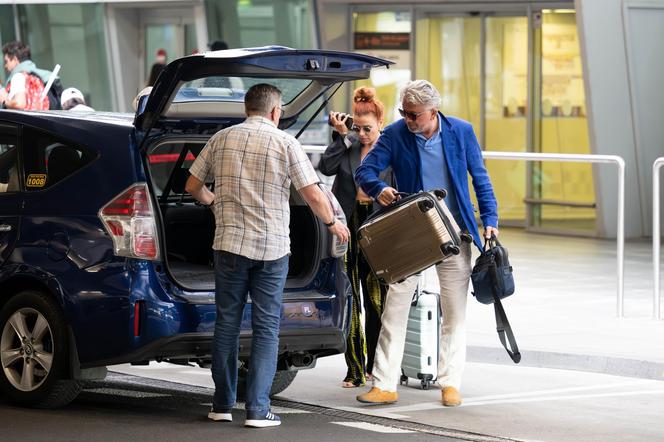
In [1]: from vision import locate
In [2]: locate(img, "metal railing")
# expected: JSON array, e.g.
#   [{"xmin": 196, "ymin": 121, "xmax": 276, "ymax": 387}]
[
  {"xmin": 303, "ymin": 145, "xmax": 627, "ymax": 317},
  {"xmin": 654, "ymin": 157, "xmax": 664, "ymax": 320}
]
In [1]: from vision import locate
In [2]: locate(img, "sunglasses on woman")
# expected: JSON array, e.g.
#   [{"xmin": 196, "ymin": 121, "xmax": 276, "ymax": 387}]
[{"xmin": 351, "ymin": 125, "xmax": 374, "ymax": 133}]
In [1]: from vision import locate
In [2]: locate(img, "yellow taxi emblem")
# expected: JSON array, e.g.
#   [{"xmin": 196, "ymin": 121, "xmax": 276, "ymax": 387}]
[{"xmin": 26, "ymin": 174, "xmax": 47, "ymax": 188}]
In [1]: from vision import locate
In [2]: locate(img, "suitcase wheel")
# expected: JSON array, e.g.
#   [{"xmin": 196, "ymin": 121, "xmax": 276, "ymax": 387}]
[
  {"xmin": 421, "ymin": 379, "xmax": 431, "ymax": 390},
  {"xmin": 400, "ymin": 374, "xmax": 408, "ymax": 386},
  {"xmin": 441, "ymin": 242, "xmax": 460, "ymax": 255},
  {"xmin": 417, "ymin": 199, "xmax": 434, "ymax": 212},
  {"xmin": 433, "ymin": 189, "xmax": 447, "ymax": 199}
]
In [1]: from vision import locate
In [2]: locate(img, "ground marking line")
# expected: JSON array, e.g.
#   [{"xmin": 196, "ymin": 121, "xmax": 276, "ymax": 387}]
[
  {"xmin": 383, "ymin": 381, "xmax": 650, "ymax": 414},
  {"xmin": 332, "ymin": 422, "xmax": 415, "ymax": 434},
  {"xmin": 334, "ymin": 406, "xmax": 410, "ymax": 419},
  {"xmin": 462, "ymin": 389, "xmax": 664, "ymax": 407}
]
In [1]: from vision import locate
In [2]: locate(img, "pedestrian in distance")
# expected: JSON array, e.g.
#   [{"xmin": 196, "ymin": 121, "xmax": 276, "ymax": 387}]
[
  {"xmin": 319, "ymin": 86, "xmax": 392, "ymax": 388},
  {"xmin": 354, "ymin": 79, "xmax": 499, "ymax": 407},
  {"xmin": 60, "ymin": 87, "xmax": 94, "ymax": 111},
  {"xmin": 185, "ymin": 83, "xmax": 350, "ymax": 428},
  {"xmin": 0, "ymin": 41, "xmax": 59, "ymax": 111},
  {"xmin": 147, "ymin": 48, "xmax": 167, "ymax": 87}
]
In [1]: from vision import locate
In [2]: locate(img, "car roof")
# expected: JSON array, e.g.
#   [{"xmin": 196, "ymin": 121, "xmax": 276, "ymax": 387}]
[{"xmin": 0, "ymin": 110, "xmax": 135, "ymax": 128}]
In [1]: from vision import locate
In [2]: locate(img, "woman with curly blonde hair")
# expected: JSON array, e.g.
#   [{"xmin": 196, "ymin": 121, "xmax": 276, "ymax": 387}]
[{"xmin": 319, "ymin": 87, "xmax": 392, "ymax": 388}]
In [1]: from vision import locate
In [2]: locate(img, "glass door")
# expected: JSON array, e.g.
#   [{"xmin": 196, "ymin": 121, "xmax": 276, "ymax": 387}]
[
  {"xmin": 140, "ymin": 10, "xmax": 199, "ymax": 88},
  {"xmin": 414, "ymin": 8, "xmax": 594, "ymax": 235},
  {"xmin": 415, "ymin": 12, "xmax": 529, "ymax": 226}
]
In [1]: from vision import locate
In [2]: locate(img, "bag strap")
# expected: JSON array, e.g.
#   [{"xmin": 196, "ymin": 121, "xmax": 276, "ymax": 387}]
[
  {"xmin": 487, "ymin": 247, "xmax": 520, "ymax": 363},
  {"xmin": 493, "ymin": 296, "xmax": 521, "ymax": 363}
]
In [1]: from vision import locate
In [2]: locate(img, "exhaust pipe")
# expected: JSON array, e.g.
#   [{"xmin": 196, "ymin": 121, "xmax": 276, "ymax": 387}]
[{"xmin": 289, "ymin": 352, "xmax": 315, "ymax": 369}]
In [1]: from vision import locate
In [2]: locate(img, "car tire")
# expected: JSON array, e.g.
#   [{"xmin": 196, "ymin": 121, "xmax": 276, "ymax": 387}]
[
  {"xmin": 0, "ymin": 290, "xmax": 81, "ymax": 408},
  {"xmin": 236, "ymin": 366, "xmax": 298, "ymax": 399}
]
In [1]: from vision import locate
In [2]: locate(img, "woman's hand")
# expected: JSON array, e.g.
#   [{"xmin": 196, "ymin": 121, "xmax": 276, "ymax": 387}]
[{"xmin": 329, "ymin": 111, "xmax": 350, "ymax": 135}]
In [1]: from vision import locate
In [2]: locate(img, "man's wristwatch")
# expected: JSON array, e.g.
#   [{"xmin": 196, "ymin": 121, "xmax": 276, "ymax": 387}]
[{"xmin": 325, "ymin": 218, "xmax": 336, "ymax": 227}]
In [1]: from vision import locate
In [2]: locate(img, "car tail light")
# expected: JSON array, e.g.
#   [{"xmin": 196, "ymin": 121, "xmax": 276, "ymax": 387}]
[
  {"xmin": 319, "ymin": 184, "xmax": 348, "ymax": 258},
  {"xmin": 98, "ymin": 183, "xmax": 160, "ymax": 260}
]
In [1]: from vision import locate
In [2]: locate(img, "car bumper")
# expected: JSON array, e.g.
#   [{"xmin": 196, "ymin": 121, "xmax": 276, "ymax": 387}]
[{"xmin": 81, "ymin": 327, "xmax": 346, "ymax": 368}]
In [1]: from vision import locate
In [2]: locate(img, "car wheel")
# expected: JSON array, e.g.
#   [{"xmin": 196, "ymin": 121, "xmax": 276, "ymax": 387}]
[
  {"xmin": 236, "ymin": 366, "xmax": 298, "ymax": 399},
  {"xmin": 0, "ymin": 290, "xmax": 81, "ymax": 408}
]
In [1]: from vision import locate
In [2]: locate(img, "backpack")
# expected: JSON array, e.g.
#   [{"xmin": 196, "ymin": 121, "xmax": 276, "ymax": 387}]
[
  {"xmin": 27, "ymin": 73, "xmax": 63, "ymax": 110},
  {"xmin": 21, "ymin": 74, "xmax": 50, "ymax": 111}
]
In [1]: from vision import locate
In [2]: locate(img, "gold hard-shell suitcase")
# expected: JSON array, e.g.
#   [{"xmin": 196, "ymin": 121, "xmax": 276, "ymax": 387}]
[{"xmin": 357, "ymin": 190, "xmax": 469, "ymax": 285}]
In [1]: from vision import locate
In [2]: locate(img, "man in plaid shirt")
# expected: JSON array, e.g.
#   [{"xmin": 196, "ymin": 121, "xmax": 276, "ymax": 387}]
[{"xmin": 186, "ymin": 83, "xmax": 349, "ymax": 428}]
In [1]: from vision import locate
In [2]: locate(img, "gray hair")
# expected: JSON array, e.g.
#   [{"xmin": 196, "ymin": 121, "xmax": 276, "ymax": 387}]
[
  {"xmin": 399, "ymin": 80, "xmax": 442, "ymax": 109},
  {"xmin": 245, "ymin": 83, "xmax": 282, "ymax": 116}
]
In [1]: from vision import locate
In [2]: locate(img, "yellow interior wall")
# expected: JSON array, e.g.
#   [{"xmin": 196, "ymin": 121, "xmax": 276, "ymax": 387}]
[{"xmin": 354, "ymin": 10, "xmax": 593, "ymax": 227}]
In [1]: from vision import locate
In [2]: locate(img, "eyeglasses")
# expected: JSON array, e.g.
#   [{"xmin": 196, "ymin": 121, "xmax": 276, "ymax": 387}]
[
  {"xmin": 351, "ymin": 125, "xmax": 374, "ymax": 133},
  {"xmin": 398, "ymin": 108, "xmax": 429, "ymax": 121}
]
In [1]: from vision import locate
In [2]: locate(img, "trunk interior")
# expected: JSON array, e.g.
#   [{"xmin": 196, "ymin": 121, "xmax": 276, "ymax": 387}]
[
  {"xmin": 161, "ymin": 200, "xmax": 320, "ymax": 291},
  {"xmin": 149, "ymin": 140, "xmax": 321, "ymax": 292}
]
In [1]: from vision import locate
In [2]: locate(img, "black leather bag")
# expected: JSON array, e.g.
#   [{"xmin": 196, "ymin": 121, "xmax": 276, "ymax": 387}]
[
  {"xmin": 471, "ymin": 235, "xmax": 520, "ymax": 363},
  {"xmin": 471, "ymin": 236, "xmax": 514, "ymax": 304}
]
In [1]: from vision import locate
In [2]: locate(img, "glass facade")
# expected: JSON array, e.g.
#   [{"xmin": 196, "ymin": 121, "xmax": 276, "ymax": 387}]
[
  {"xmin": 535, "ymin": 10, "xmax": 594, "ymax": 232},
  {"xmin": 205, "ymin": 0, "xmax": 312, "ymax": 49},
  {"xmin": 352, "ymin": 11, "xmax": 412, "ymax": 124},
  {"xmin": 408, "ymin": 9, "xmax": 593, "ymax": 234},
  {"xmin": 16, "ymin": 4, "xmax": 112, "ymax": 111}
]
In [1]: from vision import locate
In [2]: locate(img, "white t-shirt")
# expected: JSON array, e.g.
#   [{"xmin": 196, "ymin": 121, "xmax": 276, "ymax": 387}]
[{"xmin": 7, "ymin": 72, "xmax": 26, "ymax": 99}]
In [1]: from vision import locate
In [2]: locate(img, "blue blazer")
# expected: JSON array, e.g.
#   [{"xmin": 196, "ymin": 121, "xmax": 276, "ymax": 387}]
[{"xmin": 354, "ymin": 113, "xmax": 498, "ymax": 251}]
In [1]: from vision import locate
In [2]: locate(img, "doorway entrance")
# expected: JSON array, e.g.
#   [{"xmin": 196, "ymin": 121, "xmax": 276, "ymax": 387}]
[
  {"xmin": 352, "ymin": 5, "xmax": 594, "ymax": 236},
  {"xmin": 106, "ymin": 1, "xmax": 208, "ymax": 113}
]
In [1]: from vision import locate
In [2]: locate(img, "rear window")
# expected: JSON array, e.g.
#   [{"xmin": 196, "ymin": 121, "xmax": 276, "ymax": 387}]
[
  {"xmin": 148, "ymin": 142, "xmax": 206, "ymax": 199},
  {"xmin": 22, "ymin": 127, "xmax": 96, "ymax": 191},
  {"xmin": 174, "ymin": 76, "xmax": 311, "ymax": 105}
]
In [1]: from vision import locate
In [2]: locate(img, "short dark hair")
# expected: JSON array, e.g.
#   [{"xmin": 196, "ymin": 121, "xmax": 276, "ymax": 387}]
[
  {"xmin": 245, "ymin": 84, "xmax": 281, "ymax": 116},
  {"xmin": 2, "ymin": 41, "xmax": 31, "ymax": 62},
  {"xmin": 209, "ymin": 40, "xmax": 228, "ymax": 51}
]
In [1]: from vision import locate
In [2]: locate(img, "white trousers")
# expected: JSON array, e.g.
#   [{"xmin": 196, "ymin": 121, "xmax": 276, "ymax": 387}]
[{"xmin": 372, "ymin": 242, "xmax": 472, "ymax": 391}]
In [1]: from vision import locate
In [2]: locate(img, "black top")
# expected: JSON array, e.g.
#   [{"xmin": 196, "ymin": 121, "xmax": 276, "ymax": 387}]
[{"xmin": 318, "ymin": 131, "xmax": 393, "ymax": 221}]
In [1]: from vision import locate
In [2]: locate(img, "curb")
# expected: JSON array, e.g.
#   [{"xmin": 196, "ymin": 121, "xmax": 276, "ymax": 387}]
[{"xmin": 468, "ymin": 346, "xmax": 664, "ymax": 381}]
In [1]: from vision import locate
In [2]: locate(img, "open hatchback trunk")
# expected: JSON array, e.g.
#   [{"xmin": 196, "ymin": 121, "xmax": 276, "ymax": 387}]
[{"xmin": 136, "ymin": 46, "xmax": 392, "ymax": 292}]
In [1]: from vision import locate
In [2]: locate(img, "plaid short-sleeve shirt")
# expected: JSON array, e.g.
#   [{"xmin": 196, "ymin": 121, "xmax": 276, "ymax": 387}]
[{"xmin": 189, "ymin": 116, "xmax": 320, "ymax": 261}]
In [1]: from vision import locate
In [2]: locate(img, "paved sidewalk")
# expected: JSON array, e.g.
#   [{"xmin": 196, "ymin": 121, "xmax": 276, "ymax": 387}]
[
  {"xmin": 464, "ymin": 228, "xmax": 664, "ymax": 379},
  {"xmin": 111, "ymin": 228, "xmax": 664, "ymax": 441}
]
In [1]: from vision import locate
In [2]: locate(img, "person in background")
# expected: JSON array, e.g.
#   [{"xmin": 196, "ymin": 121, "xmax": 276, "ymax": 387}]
[
  {"xmin": 319, "ymin": 87, "xmax": 391, "ymax": 388},
  {"xmin": 209, "ymin": 40, "xmax": 229, "ymax": 51},
  {"xmin": 0, "ymin": 41, "xmax": 51, "ymax": 110},
  {"xmin": 147, "ymin": 48, "xmax": 167, "ymax": 86},
  {"xmin": 185, "ymin": 83, "xmax": 349, "ymax": 428},
  {"xmin": 60, "ymin": 87, "xmax": 94, "ymax": 111},
  {"xmin": 355, "ymin": 80, "xmax": 499, "ymax": 407}
]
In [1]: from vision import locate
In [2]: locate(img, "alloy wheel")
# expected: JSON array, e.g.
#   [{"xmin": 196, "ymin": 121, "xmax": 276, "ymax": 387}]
[{"xmin": 1, "ymin": 307, "xmax": 54, "ymax": 392}]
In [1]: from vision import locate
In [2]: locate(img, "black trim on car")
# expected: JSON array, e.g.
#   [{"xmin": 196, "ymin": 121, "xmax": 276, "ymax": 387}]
[{"xmin": 81, "ymin": 328, "xmax": 345, "ymax": 369}]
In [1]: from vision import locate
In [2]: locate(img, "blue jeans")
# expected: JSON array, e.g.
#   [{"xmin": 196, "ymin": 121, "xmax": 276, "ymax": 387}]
[{"xmin": 211, "ymin": 250, "xmax": 288, "ymax": 414}]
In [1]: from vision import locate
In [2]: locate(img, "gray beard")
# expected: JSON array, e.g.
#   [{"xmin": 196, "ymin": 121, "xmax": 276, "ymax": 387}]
[{"xmin": 406, "ymin": 125, "xmax": 424, "ymax": 134}]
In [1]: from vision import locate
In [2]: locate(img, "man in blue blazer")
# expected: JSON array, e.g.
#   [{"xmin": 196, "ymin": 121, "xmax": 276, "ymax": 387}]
[{"xmin": 355, "ymin": 80, "xmax": 499, "ymax": 407}]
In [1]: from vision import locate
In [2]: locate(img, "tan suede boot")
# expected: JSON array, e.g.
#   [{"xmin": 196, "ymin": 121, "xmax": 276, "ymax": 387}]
[
  {"xmin": 356, "ymin": 387, "xmax": 398, "ymax": 404},
  {"xmin": 442, "ymin": 386, "xmax": 462, "ymax": 407}
]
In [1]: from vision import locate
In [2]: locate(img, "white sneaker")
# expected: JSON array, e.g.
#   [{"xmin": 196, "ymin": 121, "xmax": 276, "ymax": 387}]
[
  {"xmin": 244, "ymin": 409, "xmax": 281, "ymax": 428},
  {"xmin": 208, "ymin": 407, "xmax": 232, "ymax": 422}
]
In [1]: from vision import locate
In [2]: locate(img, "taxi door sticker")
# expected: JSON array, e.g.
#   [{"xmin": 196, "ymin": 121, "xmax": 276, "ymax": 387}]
[{"xmin": 26, "ymin": 174, "xmax": 47, "ymax": 188}]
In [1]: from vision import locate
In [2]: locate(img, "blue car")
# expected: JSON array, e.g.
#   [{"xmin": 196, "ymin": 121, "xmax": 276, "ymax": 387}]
[{"xmin": 0, "ymin": 47, "xmax": 391, "ymax": 407}]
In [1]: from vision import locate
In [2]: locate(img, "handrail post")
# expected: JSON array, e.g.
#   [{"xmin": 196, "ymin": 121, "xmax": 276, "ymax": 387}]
[
  {"xmin": 617, "ymin": 158, "xmax": 626, "ymax": 318},
  {"xmin": 654, "ymin": 158, "xmax": 664, "ymax": 320}
]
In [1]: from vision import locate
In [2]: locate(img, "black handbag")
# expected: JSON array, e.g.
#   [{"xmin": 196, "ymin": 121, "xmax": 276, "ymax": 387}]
[{"xmin": 471, "ymin": 235, "xmax": 521, "ymax": 363}]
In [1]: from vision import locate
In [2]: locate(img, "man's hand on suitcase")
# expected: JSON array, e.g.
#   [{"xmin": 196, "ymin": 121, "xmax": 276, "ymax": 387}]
[
  {"xmin": 377, "ymin": 187, "xmax": 400, "ymax": 206},
  {"xmin": 328, "ymin": 221, "xmax": 350, "ymax": 244},
  {"xmin": 484, "ymin": 226, "xmax": 499, "ymax": 239}
]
